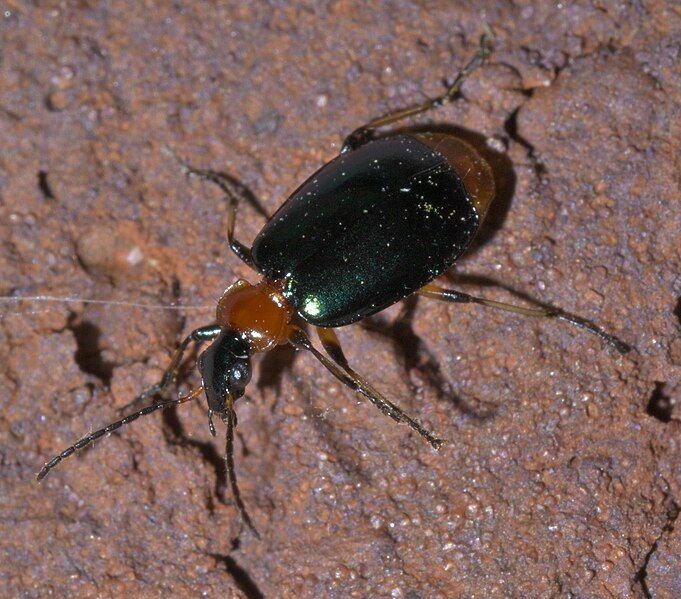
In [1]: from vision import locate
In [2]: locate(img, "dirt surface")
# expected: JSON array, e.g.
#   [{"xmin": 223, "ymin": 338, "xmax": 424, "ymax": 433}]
[{"xmin": 1, "ymin": 1, "xmax": 679, "ymax": 597}]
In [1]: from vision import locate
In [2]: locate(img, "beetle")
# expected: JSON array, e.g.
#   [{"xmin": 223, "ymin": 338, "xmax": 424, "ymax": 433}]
[{"xmin": 37, "ymin": 33, "xmax": 630, "ymax": 536}]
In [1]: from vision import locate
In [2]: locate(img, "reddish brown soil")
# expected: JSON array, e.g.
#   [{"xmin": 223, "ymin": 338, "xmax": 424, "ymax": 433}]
[{"xmin": 1, "ymin": 2, "xmax": 679, "ymax": 597}]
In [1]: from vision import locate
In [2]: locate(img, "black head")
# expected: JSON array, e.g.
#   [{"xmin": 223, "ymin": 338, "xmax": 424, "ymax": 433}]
[{"xmin": 198, "ymin": 329, "xmax": 252, "ymax": 413}]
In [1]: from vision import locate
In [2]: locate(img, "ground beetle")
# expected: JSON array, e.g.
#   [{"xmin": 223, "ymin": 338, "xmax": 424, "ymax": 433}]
[{"xmin": 38, "ymin": 33, "xmax": 630, "ymax": 536}]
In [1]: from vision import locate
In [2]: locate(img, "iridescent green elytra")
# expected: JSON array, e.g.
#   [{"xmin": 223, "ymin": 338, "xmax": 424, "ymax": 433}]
[{"xmin": 252, "ymin": 134, "xmax": 480, "ymax": 327}]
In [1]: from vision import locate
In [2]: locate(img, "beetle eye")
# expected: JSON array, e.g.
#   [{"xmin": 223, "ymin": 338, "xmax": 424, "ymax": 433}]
[{"xmin": 228, "ymin": 360, "xmax": 252, "ymax": 397}]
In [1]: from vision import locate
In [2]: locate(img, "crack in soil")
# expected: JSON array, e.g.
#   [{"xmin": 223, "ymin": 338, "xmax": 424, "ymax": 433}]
[{"xmin": 635, "ymin": 502, "xmax": 679, "ymax": 597}]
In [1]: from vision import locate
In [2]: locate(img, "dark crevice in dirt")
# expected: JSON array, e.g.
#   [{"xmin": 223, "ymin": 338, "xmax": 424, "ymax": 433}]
[
  {"xmin": 37, "ymin": 170, "xmax": 55, "ymax": 200},
  {"xmin": 67, "ymin": 312, "xmax": 115, "ymax": 387},
  {"xmin": 211, "ymin": 552, "xmax": 264, "ymax": 599},
  {"xmin": 504, "ymin": 103, "xmax": 547, "ymax": 178},
  {"xmin": 635, "ymin": 503, "xmax": 679, "ymax": 598},
  {"xmin": 674, "ymin": 296, "xmax": 681, "ymax": 325},
  {"xmin": 646, "ymin": 381, "xmax": 673, "ymax": 423},
  {"xmin": 637, "ymin": 540, "xmax": 657, "ymax": 599}
]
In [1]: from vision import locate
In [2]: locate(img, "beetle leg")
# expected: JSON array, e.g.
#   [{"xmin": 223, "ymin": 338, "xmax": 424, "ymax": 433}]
[
  {"xmin": 342, "ymin": 30, "xmax": 493, "ymax": 152},
  {"xmin": 417, "ymin": 284, "xmax": 631, "ymax": 355},
  {"xmin": 116, "ymin": 324, "xmax": 222, "ymax": 414},
  {"xmin": 288, "ymin": 325, "xmax": 445, "ymax": 450},
  {"xmin": 165, "ymin": 149, "xmax": 259, "ymax": 269}
]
